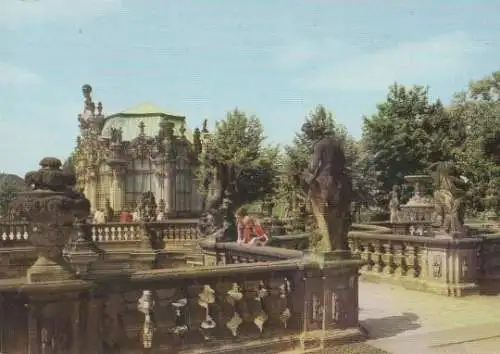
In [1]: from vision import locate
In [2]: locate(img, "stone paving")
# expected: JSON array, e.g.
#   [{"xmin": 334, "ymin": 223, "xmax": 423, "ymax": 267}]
[{"xmin": 359, "ymin": 281, "xmax": 500, "ymax": 353}]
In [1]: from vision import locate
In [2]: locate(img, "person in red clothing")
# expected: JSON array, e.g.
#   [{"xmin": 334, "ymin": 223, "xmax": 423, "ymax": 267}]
[{"xmin": 237, "ymin": 215, "xmax": 268, "ymax": 246}]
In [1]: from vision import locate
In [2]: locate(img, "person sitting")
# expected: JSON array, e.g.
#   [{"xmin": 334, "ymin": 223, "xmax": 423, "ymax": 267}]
[{"xmin": 237, "ymin": 215, "xmax": 268, "ymax": 246}]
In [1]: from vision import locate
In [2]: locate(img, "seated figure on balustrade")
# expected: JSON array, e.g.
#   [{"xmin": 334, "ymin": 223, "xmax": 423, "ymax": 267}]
[{"xmin": 237, "ymin": 215, "xmax": 269, "ymax": 246}]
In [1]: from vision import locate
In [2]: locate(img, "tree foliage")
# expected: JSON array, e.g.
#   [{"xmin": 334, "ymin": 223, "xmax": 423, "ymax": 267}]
[
  {"xmin": 361, "ymin": 84, "xmax": 464, "ymax": 207},
  {"xmin": 200, "ymin": 109, "xmax": 279, "ymax": 211},
  {"xmin": 280, "ymin": 105, "xmax": 374, "ymax": 217},
  {"xmin": 0, "ymin": 174, "xmax": 26, "ymax": 218}
]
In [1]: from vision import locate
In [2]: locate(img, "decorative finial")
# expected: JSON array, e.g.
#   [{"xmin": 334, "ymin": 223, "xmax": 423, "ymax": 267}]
[
  {"xmin": 139, "ymin": 121, "xmax": 146, "ymax": 135},
  {"xmin": 202, "ymin": 119, "xmax": 208, "ymax": 133},
  {"xmin": 97, "ymin": 102, "xmax": 103, "ymax": 116}
]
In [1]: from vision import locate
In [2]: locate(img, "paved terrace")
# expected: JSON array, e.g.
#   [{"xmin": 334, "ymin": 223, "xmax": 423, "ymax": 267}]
[{"xmin": 359, "ymin": 281, "xmax": 500, "ymax": 354}]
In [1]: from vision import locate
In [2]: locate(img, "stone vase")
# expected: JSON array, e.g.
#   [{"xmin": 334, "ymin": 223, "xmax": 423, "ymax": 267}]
[{"xmin": 10, "ymin": 157, "xmax": 92, "ymax": 283}]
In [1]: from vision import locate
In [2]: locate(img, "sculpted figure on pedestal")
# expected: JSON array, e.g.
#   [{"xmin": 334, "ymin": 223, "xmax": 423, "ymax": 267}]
[
  {"xmin": 389, "ymin": 185, "xmax": 400, "ymax": 222},
  {"xmin": 301, "ymin": 135, "xmax": 353, "ymax": 252},
  {"xmin": 431, "ymin": 161, "xmax": 467, "ymax": 237}
]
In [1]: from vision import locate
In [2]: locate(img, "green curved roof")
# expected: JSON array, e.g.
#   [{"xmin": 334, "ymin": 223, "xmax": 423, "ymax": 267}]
[{"xmin": 101, "ymin": 102, "xmax": 193, "ymax": 142}]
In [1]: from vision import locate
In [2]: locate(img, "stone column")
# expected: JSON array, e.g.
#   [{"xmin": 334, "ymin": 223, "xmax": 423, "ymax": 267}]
[
  {"xmin": 110, "ymin": 165, "xmax": 126, "ymax": 213},
  {"xmin": 85, "ymin": 171, "xmax": 98, "ymax": 214}
]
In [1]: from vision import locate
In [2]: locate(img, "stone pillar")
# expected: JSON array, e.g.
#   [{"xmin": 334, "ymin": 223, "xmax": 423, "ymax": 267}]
[
  {"xmin": 110, "ymin": 165, "xmax": 126, "ymax": 213},
  {"xmin": 300, "ymin": 256, "xmax": 365, "ymax": 351},
  {"xmin": 422, "ymin": 238, "xmax": 481, "ymax": 296},
  {"xmin": 27, "ymin": 292, "xmax": 86, "ymax": 354},
  {"xmin": 85, "ymin": 173, "xmax": 98, "ymax": 214}
]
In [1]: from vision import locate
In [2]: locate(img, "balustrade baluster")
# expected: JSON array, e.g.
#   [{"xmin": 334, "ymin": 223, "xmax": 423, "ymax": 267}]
[
  {"xmin": 116, "ymin": 226, "xmax": 122, "ymax": 241},
  {"xmin": 393, "ymin": 242, "xmax": 406, "ymax": 276},
  {"xmin": 382, "ymin": 242, "xmax": 395, "ymax": 275},
  {"xmin": 110, "ymin": 226, "xmax": 117, "ymax": 241},
  {"xmin": 373, "ymin": 241, "xmax": 383, "ymax": 273},
  {"xmin": 225, "ymin": 282, "xmax": 244, "ymax": 337},
  {"xmin": 138, "ymin": 290, "xmax": 156, "ymax": 349}
]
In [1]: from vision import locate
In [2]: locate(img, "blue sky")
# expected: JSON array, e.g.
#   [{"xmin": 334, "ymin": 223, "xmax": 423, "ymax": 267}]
[{"xmin": 1, "ymin": 0, "xmax": 499, "ymax": 176}]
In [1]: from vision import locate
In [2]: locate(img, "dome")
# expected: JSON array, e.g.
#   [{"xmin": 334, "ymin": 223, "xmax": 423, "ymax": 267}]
[{"xmin": 101, "ymin": 102, "xmax": 192, "ymax": 141}]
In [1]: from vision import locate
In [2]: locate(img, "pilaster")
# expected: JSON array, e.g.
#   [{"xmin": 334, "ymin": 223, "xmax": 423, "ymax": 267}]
[
  {"xmin": 110, "ymin": 165, "xmax": 126, "ymax": 213},
  {"xmin": 84, "ymin": 169, "xmax": 98, "ymax": 213},
  {"xmin": 165, "ymin": 161, "xmax": 177, "ymax": 216}
]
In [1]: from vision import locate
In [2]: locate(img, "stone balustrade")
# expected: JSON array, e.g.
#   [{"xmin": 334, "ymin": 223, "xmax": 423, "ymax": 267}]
[
  {"xmin": 200, "ymin": 240, "xmax": 303, "ymax": 266},
  {"xmin": 0, "ymin": 253, "xmax": 364, "ymax": 353},
  {"xmin": 0, "ymin": 221, "xmax": 30, "ymax": 244},
  {"xmin": 478, "ymin": 235, "xmax": 500, "ymax": 292},
  {"xmin": 0, "ymin": 219, "xmax": 200, "ymax": 278},
  {"xmin": 0, "ymin": 219, "xmax": 199, "ymax": 245},
  {"xmin": 268, "ymin": 223, "xmax": 500, "ymax": 297}
]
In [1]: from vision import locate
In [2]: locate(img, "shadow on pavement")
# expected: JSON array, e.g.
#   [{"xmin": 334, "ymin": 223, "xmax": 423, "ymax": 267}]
[{"xmin": 361, "ymin": 312, "xmax": 421, "ymax": 339}]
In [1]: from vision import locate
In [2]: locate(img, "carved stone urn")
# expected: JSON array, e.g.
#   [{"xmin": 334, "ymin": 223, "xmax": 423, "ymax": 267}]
[{"xmin": 10, "ymin": 157, "xmax": 91, "ymax": 283}]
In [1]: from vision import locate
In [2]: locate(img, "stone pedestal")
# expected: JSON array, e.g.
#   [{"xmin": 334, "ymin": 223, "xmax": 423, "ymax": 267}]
[
  {"xmin": 27, "ymin": 291, "xmax": 87, "ymax": 354},
  {"xmin": 27, "ymin": 255, "xmax": 75, "ymax": 283},
  {"xmin": 131, "ymin": 224, "xmax": 157, "ymax": 270},
  {"xmin": 422, "ymin": 237, "xmax": 481, "ymax": 296},
  {"xmin": 64, "ymin": 224, "xmax": 101, "ymax": 276},
  {"xmin": 299, "ymin": 252, "xmax": 366, "ymax": 351}
]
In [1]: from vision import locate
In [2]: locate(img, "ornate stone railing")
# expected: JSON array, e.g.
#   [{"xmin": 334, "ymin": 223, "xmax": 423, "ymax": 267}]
[
  {"xmin": 0, "ymin": 221, "xmax": 30, "ymax": 244},
  {"xmin": 200, "ymin": 240, "xmax": 303, "ymax": 266},
  {"xmin": 0, "ymin": 256, "xmax": 364, "ymax": 353},
  {"xmin": 478, "ymin": 235, "xmax": 500, "ymax": 291},
  {"xmin": 268, "ymin": 223, "xmax": 500, "ymax": 297},
  {"xmin": 348, "ymin": 231, "xmax": 482, "ymax": 296},
  {"xmin": 0, "ymin": 219, "xmax": 201, "ymax": 277},
  {"xmin": 0, "ymin": 219, "xmax": 199, "ymax": 244}
]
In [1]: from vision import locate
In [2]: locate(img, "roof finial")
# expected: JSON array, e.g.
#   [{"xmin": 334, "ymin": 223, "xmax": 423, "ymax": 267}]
[{"xmin": 97, "ymin": 102, "xmax": 103, "ymax": 116}]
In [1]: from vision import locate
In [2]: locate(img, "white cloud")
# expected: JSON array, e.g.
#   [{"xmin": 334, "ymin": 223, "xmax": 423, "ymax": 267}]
[
  {"xmin": 0, "ymin": 0, "xmax": 122, "ymax": 26},
  {"xmin": 0, "ymin": 62, "xmax": 42, "ymax": 85},
  {"xmin": 280, "ymin": 32, "xmax": 487, "ymax": 92}
]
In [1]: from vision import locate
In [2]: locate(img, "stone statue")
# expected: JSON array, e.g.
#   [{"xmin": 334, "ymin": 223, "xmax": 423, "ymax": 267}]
[
  {"xmin": 110, "ymin": 128, "xmax": 123, "ymax": 144},
  {"xmin": 104, "ymin": 198, "xmax": 114, "ymax": 222},
  {"xmin": 140, "ymin": 191, "xmax": 157, "ymax": 222},
  {"xmin": 431, "ymin": 161, "xmax": 467, "ymax": 237},
  {"xmin": 81, "ymin": 84, "xmax": 95, "ymax": 120},
  {"xmin": 198, "ymin": 163, "xmax": 237, "ymax": 242},
  {"xmin": 389, "ymin": 185, "xmax": 400, "ymax": 222},
  {"xmin": 302, "ymin": 136, "xmax": 352, "ymax": 252}
]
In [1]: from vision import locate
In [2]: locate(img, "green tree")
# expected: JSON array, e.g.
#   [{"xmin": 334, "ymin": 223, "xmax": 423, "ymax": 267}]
[
  {"xmin": 361, "ymin": 83, "xmax": 464, "ymax": 207},
  {"xmin": 281, "ymin": 105, "xmax": 367, "ymax": 216},
  {"xmin": 200, "ymin": 109, "xmax": 279, "ymax": 213},
  {"xmin": 450, "ymin": 71, "xmax": 500, "ymax": 215},
  {"xmin": 0, "ymin": 174, "xmax": 26, "ymax": 218},
  {"xmin": 63, "ymin": 152, "xmax": 76, "ymax": 174}
]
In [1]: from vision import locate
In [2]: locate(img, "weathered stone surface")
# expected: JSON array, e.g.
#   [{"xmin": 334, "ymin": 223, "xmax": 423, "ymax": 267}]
[
  {"xmin": 302, "ymin": 136, "xmax": 352, "ymax": 252},
  {"xmin": 9, "ymin": 157, "xmax": 96, "ymax": 282}
]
